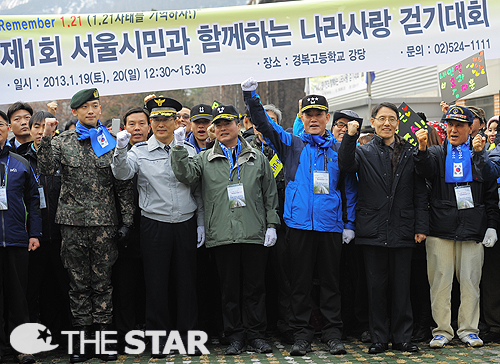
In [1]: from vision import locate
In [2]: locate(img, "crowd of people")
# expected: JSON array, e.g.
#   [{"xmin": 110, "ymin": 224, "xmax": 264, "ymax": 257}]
[{"xmin": 1, "ymin": 77, "xmax": 500, "ymax": 363}]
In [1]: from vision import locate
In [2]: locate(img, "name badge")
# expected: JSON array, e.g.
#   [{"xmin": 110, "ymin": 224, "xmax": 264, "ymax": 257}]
[
  {"xmin": 453, "ymin": 162, "xmax": 463, "ymax": 178},
  {"xmin": 313, "ymin": 171, "xmax": 329, "ymax": 194},
  {"xmin": 0, "ymin": 186, "xmax": 7, "ymax": 210},
  {"xmin": 38, "ymin": 186, "xmax": 47, "ymax": 209},
  {"xmin": 455, "ymin": 185, "xmax": 474, "ymax": 210},
  {"xmin": 227, "ymin": 183, "xmax": 246, "ymax": 208}
]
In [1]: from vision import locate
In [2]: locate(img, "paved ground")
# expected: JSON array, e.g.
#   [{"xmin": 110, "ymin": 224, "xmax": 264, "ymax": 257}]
[{"xmin": 3, "ymin": 336, "xmax": 500, "ymax": 363}]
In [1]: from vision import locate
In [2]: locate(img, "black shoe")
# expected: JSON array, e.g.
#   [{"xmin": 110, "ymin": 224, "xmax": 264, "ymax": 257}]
[
  {"xmin": 482, "ymin": 331, "xmax": 500, "ymax": 344},
  {"xmin": 412, "ymin": 325, "xmax": 433, "ymax": 342},
  {"xmin": 17, "ymin": 354, "xmax": 35, "ymax": 364},
  {"xmin": 98, "ymin": 324, "xmax": 118, "ymax": 361},
  {"xmin": 392, "ymin": 342, "xmax": 419, "ymax": 352},
  {"xmin": 225, "ymin": 341, "xmax": 244, "ymax": 355},
  {"xmin": 151, "ymin": 353, "xmax": 167, "ymax": 359},
  {"xmin": 70, "ymin": 326, "xmax": 93, "ymax": 363},
  {"xmin": 247, "ymin": 338, "xmax": 272, "ymax": 353},
  {"xmin": 290, "ymin": 340, "xmax": 311, "ymax": 356},
  {"xmin": 368, "ymin": 343, "xmax": 388, "ymax": 354},
  {"xmin": 326, "ymin": 339, "xmax": 346, "ymax": 355},
  {"xmin": 360, "ymin": 330, "xmax": 371, "ymax": 343}
]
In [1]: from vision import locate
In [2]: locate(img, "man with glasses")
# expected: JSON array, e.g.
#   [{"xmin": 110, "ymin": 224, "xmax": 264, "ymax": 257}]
[
  {"xmin": 331, "ymin": 110, "xmax": 362, "ymax": 142},
  {"xmin": 176, "ymin": 106, "xmax": 192, "ymax": 134},
  {"xmin": 111, "ymin": 97, "xmax": 204, "ymax": 357},
  {"xmin": 339, "ymin": 102, "xmax": 428, "ymax": 354}
]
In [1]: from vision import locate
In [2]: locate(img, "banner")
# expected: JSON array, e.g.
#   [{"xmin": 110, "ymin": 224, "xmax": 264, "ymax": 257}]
[
  {"xmin": 309, "ymin": 73, "xmax": 366, "ymax": 98},
  {"xmin": 0, "ymin": 0, "xmax": 498, "ymax": 104}
]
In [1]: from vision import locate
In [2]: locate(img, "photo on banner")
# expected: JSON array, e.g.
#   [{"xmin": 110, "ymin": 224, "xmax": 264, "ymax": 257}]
[
  {"xmin": 396, "ymin": 102, "xmax": 427, "ymax": 147},
  {"xmin": 439, "ymin": 51, "xmax": 488, "ymax": 103}
]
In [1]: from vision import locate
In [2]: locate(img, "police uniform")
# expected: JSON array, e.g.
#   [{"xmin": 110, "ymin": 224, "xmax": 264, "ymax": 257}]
[
  {"xmin": 111, "ymin": 97, "xmax": 203, "ymax": 354},
  {"xmin": 37, "ymin": 89, "xmax": 134, "ymax": 333}
]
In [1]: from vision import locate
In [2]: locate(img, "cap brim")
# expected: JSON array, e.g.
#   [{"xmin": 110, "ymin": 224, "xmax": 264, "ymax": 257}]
[
  {"xmin": 213, "ymin": 114, "xmax": 238, "ymax": 123},
  {"xmin": 191, "ymin": 114, "xmax": 213, "ymax": 122},
  {"xmin": 301, "ymin": 104, "xmax": 328, "ymax": 112}
]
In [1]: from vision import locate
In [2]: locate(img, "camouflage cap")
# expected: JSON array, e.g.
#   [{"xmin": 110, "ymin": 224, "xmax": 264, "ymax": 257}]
[{"xmin": 70, "ymin": 88, "xmax": 99, "ymax": 109}]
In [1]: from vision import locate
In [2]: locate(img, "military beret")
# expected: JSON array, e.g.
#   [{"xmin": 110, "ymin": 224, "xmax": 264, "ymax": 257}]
[
  {"xmin": 212, "ymin": 104, "xmax": 239, "ymax": 123},
  {"xmin": 190, "ymin": 104, "xmax": 213, "ymax": 122},
  {"xmin": 301, "ymin": 95, "xmax": 329, "ymax": 113},
  {"xmin": 146, "ymin": 97, "xmax": 182, "ymax": 118},
  {"xmin": 444, "ymin": 105, "xmax": 474, "ymax": 124},
  {"xmin": 70, "ymin": 88, "xmax": 99, "ymax": 109}
]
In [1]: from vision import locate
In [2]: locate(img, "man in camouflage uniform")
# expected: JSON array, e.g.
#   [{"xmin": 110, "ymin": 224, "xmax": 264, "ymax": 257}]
[{"xmin": 37, "ymin": 88, "xmax": 134, "ymax": 363}]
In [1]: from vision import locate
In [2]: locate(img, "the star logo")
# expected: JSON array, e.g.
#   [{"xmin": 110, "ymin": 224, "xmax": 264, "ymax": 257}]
[
  {"xmin": 217, "ymin": 106, "xmax": 225, "ymax": 113},
  {"xmin": 10, "ymin": 323, "xmax": 59, "ymax": 354},
  {"xmin": 37, "ymin": 328, "xmax": 51, "ymax": 343}
]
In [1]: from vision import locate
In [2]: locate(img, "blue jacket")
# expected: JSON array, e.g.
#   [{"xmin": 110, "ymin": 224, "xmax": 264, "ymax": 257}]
[
  {"xmin": 0, "ymin": 145, "xmax": 42, "ymax": 247},
  {"xmin": 244, "ymin": 91, "xmax": 357, "ymax": 232}
]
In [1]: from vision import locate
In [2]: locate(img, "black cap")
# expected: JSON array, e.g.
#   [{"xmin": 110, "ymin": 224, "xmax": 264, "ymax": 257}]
[
  {"xmin": 190, "ymin": 104, "xmax": 213, "ymax": 122},
  {"xmin": 301, "ymin": 95, "xmax": 328, "ymax": 113},
  {"xmin": 333, "ymin": 110, "xmax": 363, "ymax": 123},
  {"xmin": 146, "ymin": 97, "xmax": 182, "ymax": 118},
  {"xmin": 70, "ymin": 88, "xmax": 99, "ymax": 109},
  {"xmin": 212, "ymin": 104, "xmax": 239, "ymax": 123},
  {"xmin": 444, "ymin": 105, "xmax": 474, "ymax": 124}
]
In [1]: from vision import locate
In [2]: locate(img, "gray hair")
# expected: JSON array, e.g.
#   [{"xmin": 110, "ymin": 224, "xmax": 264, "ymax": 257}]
[{"xmin": 264, "ymin": 104, "xmax": 282, "ymax": 125}]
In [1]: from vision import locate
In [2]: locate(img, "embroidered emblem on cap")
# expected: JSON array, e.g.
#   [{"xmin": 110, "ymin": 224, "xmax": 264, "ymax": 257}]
[{"xmin": 155, "ymin": 99, "xmax": 165, "ymax": 107}]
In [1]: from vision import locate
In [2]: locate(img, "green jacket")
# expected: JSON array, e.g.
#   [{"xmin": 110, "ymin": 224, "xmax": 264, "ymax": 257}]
[{"xmin": 171, "ymin": 135, "xmax": 280, "ymax": 248}]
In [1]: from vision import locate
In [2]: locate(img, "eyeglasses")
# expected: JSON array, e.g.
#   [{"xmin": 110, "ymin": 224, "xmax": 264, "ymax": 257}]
[
  {"xmin": 335, "ymin": 122, "xmax": 348, "ymax": 129},
  {"xmin": 176, "ymin": 114, "xmax": 190, "ymax": 120},
  {"xmin": 374, "ymin": 117, "xmax": 398, "ymax": 124}
]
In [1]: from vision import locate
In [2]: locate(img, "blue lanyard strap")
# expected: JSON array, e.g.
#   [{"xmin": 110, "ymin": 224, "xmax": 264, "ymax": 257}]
[
  {"xmin": 2, "ymin": 154, "xmax": 10, "ymax": 187},
  {"xmin": 29, "ymin": 161, "xmax": 40, "ymax": 185}
]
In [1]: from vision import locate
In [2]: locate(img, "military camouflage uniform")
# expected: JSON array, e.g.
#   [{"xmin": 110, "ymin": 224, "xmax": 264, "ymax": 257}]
[{"xmin": 37, "ymin": 130, "xmax": 134, "ymax": 326}]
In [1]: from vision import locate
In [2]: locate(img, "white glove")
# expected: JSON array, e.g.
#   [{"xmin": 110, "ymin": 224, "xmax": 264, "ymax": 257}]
[
  {"xmin": 116, "ymin": 130, "xmax": 131, "ymax": 149},
  {"xmin": 482, "ymin": 227, "xmax": 497, "ymax": 248},
  {"xmin": 342, "ymin": 229, "xmax": 355, "ymax": 244},
  {"xmin": 264, "ymin": 227, "xmax": 277, "ymax": 247},
  {"xmin": 241, "ymin": 77, "xmax": 258, "ymax": 92},
  {"xmin": 197, "ymin": 226, "xmax": 205, "ymax": 248},
  {"xmin": 174, "ymin": 126, "xmax": 186, "ymax": 147}
]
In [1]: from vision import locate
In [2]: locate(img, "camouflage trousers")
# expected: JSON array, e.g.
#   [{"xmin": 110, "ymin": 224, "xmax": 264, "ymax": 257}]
[{"xmin": 60, "ymin": 225, "xmax": 118, "ymax": 327}]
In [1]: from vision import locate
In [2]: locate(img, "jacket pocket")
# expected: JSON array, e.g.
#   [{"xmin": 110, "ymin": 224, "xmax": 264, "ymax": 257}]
[
  {"xmin": 460, "ymin": 204, "xmax": 487, "ymax": 239},
  {"xmin": 356, "ymin": 207, "xmax": 380, "ymax": 238},
  {"xmin": 399, "ymin": 208, "xmax": 415, "ymax": 240},
  {"xmin": 429, "ymin": 199, "xmax": 457, "ymax": 236}
]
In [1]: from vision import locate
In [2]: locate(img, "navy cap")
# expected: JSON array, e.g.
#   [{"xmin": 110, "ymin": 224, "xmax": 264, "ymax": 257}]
[
  {"xmin": 190, "ymin": 104, "xmax": 213, "ymax": 122},
  {"xmin": 444, "ymin": 105, "xmax": 474, "ymax": 124},
  {"xmin": 212, "ymin": 104, "xmax": 239, "ymax": 123},
  {"xmin": 301, "ymin": 95, "xmax": 328, "ymax": 113},
  {"xmin": 146, "ymin": 97, "xmax": 182, "ymax": 118}
]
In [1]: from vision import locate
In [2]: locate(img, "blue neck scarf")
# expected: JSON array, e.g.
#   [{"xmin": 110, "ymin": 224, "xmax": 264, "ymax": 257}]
[
  {"xmin": 445, "ymin": 138, "xmax": 473, "ymax": 183},
  {"xmin": 300, "ymin": 131, "xmax": 335, "ymax": 149},
  {"xmin": 76, "ymin": 121, "xmax": 116, "ymax": 157}
]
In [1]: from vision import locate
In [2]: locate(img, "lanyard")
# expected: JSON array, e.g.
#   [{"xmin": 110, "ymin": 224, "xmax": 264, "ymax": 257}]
[
  {"xmin": 314, "ymin": 146, "xmax": 327, "ymax": 171},
  {"xmin": 29, "ymin": 161, "xmax": 41, "ymax": 185},
  {"xmin": 2, "ymin": 155, "xmax": 10, "ymax": 187}
]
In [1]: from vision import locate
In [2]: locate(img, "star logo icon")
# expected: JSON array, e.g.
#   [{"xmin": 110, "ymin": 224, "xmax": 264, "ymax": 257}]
[{"xmin": 37, "ymin": 328, "xmax": 51, "ymax": 343}]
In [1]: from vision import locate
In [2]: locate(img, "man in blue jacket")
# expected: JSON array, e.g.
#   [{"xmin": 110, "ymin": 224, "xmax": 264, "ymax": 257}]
[
  {"xmin": 242, "ymin": 78, "xmax": 357, "ymax": 356},
  {"xmin": 0, "ymin": 110, "xmax": 42, "ymax": 364}
]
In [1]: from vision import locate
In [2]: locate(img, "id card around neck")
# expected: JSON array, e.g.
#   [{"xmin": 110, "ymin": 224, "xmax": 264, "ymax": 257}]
[
  {"xmin": 38, "ymin": 186, "xmax": 47, "ymax": 209},
  {"xmin": 313, "ymin": 171, "xmax": 329, "ymax": 194},
  {"xmin": 0, "ymin": 186, "xmax": 7, "ymax": 210},
  {"xmin": 227, "ymin": 183, "xmax": 246, "ymax": 208},
  {"xmin": 455, "ymin": 185, "xmax": 474, "ymax": 210}
]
